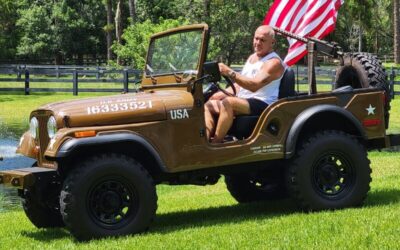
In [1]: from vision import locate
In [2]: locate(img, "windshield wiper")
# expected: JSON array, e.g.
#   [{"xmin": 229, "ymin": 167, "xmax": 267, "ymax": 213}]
[
  {"xmin": 146, "ymin": 64, "xmax": 157, "ymax": 84},
  {"xmin": 168, "ymin": 62, "xmax": 182, "ymax": 83}
]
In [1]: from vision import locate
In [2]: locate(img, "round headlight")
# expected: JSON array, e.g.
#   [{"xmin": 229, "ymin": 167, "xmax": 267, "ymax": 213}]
[
  {"xmin": 47, "ymin": 116, "xmax": 57, "ymax": 139},
  {"xmin": 29, "ymin": 117, "xmax": 39, "ymax": 139}
]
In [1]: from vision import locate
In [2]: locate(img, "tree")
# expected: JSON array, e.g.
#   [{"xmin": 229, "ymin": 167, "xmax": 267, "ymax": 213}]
[
  {"xmin": 128, "ymin": 0, "xmax": 137, "ymax": 22},
  {"xmin": 105, "ymin": 0, "xmax": 114, "ymax": 62},
  {"xmin": 112, "ymin": 18, "xmax": 188, "ymax": 69},
  {"xmin": 0, "ymin": 0, "xmax": 19, "ymax": 60},
  {"xmin": 395, "ymin": 0, "xmax": 400, "ymax": 63},
  {"xmin": 17, "ymin": 0, "xmax": 105, "ymax": 64}
]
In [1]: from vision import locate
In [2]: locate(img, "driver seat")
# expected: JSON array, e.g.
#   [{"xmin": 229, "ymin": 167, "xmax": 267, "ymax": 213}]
[{"xmin": 228, "ymin": 67, "xmax": 295, "ymax": 139}]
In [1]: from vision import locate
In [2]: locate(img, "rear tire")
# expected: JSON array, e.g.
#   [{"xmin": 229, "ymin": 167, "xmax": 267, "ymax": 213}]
[
  {"xmin": 60, "ymin": 154, "xmax": 157, "ymax": 241},
  {"xmin": 335, "ymin": 52, "xmax": 390, "ymax": 128},
  {"xmin": 225, "ymin": 169, "xmax": 287, "ymax": 203},
  {"xmin": 285, "ymin": 130, "xmax": 371, "ymax": 211}
]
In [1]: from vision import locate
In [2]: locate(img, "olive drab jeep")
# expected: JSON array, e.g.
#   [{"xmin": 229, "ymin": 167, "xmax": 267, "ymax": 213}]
[{"xmin": 1, "ymin": 24, "xmax": 399, "ymax": 241}]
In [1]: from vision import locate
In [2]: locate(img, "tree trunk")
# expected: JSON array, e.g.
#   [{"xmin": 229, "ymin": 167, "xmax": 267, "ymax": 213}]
[
  {"xmin": 395, "ymin": 0, "xmax": 400, "ymax": 63},
  {"xmin": 106, "ymin": 0, "xmax": 114, "ymax": 62},
  {"xmin": 203, "ymin": 0, "xmax": 211, "ymax": 21},
  {"xmin": 128, "ymin": 0, "xmax": 136, "ymax": 23},
  {"xmin": 115, "ymin": 0, "xmax": 123, "ymax": 65}
]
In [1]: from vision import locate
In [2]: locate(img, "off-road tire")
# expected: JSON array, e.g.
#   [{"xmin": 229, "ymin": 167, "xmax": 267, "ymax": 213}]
[
  {"xmin": 60, "ymin": 154, "xmax": 157, "ymax": 241},
  {"xmin": 286, "ymin": 130, "xmax": 371, "ymax": 211},
  {"xmin": 22, "ymin": 187, "xmax": 64, "ymax": 228},
  {"xmin": 335, "ymin": 52, "xmax": 390, "ymax": 127},
  {"xmin": 225, "ymin": 170, "xmax": 287, "ymax": 203}
]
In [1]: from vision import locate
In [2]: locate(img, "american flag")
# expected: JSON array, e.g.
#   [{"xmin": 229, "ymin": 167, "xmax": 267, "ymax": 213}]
[{"xmin": 263, "ymin": 0, "xmax": 344, "ymax": 66}]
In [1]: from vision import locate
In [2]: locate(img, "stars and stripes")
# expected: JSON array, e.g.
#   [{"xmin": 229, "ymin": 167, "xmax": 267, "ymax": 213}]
[{"xmin": 263, "ymin": 0, "xmax": 344, "ymax": 66}]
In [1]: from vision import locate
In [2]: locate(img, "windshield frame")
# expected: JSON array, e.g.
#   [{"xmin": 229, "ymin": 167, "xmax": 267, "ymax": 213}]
[{"xmin": 141, "ymin": 24, "xmax": 209, "ymax": 87}]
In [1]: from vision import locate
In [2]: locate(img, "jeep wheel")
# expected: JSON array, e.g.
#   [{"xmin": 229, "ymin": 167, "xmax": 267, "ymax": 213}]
[
  {"xmin": 286, "ymin": 130, "xmax": 371, "ymax": 211},
  {"xmin": 335, "ymin": 52, "xmax": 390, "ymax": 127},
  {"xmin": 60, "ymin": 154, "xmax": 157, "ymax": 241},
  {"xmin": 225, "ymin": 170, "xmax": 286, "ymax": 203},
  {"xmin": 22, "ymin": 187, "xmax": 64, "ymax": 228}
]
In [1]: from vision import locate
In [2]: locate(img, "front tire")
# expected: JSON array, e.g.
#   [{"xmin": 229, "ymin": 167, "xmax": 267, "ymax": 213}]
[
  {"xmin": 60, "ymin": 154, "xmax": 157, "ymax": 241},
  {"xmin": 22, "ymin": 186, "xmax": 64, "ymax": 228},
  {"xmin": 286, "ymin": 130, "xmax": 371, "ymax": 211}
]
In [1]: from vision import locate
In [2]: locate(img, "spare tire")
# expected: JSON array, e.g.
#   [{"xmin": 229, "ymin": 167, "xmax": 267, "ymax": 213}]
[{"xmin": 335, "ymin": 52, "xmax": 390, "ymax": 128}]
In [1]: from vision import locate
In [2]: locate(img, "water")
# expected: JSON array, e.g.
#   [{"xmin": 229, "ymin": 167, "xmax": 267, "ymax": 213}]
[{"xmin": 0, "ymin": 137, "xmax": 35, "ymax": 212}]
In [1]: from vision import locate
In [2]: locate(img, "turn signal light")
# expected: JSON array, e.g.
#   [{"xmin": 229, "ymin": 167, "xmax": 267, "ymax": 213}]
[{"xmin": 74, "ymin": 130, "xmax": 96, "ymax": 138}]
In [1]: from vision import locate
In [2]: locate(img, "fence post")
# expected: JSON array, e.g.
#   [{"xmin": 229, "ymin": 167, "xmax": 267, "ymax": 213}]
[
  {"xmin": 390, "ymin": 67, "xmax": 395, "ymax": 100},
  {"xmin": 331, "ymin": 69, "xmax": 336, "ymax": 90},
  {"xmin": 24, "ymin": 69, "xmax": 30, "ymax": 95},
  {"xmin": 73, "ymin": 70, "xmax": 78, "ymax": 96},
  {"xmin": 96, "ymin": 66, "xmax": 100, "ymax": 80},
  {"xmin": 56, "ymin": 65, "xmax": 60, "ymax": 78},
  {"xmin": 17, "ymin": 65, "xmax": 21, "ymax": 80},
  {"xmin": 123, "ymin": 69, "xmax": 129, "ymax": 93}
]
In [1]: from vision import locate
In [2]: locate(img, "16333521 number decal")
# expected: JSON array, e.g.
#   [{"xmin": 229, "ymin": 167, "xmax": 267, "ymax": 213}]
[{"xmin": 87, "ymin": 101, "xmax": 153, "ymax": 115}]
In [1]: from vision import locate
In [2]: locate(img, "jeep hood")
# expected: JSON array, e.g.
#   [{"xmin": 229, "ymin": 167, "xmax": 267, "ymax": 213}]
[{"xmin": 36, "ymin": 90, "xmax": 194, "ymax": 127}]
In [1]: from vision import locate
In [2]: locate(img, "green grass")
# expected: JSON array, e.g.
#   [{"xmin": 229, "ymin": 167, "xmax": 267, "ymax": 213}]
[
  {"xmin": 0, "ymin": 92, "xmax": 112, "ymax": 137},
  {"xmin": 0, "ymin": 152, "xmax": 399, "ymax": 249}
]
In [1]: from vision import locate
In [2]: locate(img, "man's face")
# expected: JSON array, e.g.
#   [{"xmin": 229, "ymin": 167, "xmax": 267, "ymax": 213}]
[{"xmin": 253, "ymin": 29, "xmax": 274, "ymax": 57}]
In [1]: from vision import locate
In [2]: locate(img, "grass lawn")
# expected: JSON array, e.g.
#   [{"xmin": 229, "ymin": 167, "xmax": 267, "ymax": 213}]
[
  {"xmin": 0, "ymin": 87, "xmax": 399, "ymax": 248},
  {"xmin": 0, "ymin": 151, "xmax": 399, "ymax": 249}
]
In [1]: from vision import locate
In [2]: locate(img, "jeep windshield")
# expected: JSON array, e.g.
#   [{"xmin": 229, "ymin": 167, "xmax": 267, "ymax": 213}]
[{"xmin": 145, "ymin": 29, "xmax": 203, "ymax": 76}]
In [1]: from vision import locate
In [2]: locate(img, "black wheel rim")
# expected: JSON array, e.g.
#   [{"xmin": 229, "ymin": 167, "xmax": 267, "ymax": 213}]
[
  {"xmin": 87, "ymin": 177, "xmax": 138, "ymax": 229},
  {"xmin": 312, "ymin": 151, "xmax": 355, "ymax": 197}
]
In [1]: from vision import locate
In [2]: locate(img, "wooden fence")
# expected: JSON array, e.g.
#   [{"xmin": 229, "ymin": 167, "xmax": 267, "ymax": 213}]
[
  {"xmin": 0, "ymin": 65, "xmax": 141, "ymax": 95},
  {"xmin": 0, "ymin": 64, "xmax": 398, "ymax": 98}
]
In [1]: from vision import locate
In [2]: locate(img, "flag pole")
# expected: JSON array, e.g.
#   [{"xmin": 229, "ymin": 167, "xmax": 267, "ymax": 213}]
[{"xmin": 272, "ymin": 27, "xmax": 343, "ymax": 95}]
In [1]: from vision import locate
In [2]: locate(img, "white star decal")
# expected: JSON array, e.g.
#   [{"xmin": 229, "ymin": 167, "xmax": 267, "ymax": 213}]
[{"xmin": 366, "ymin": 104, "xmax": 376, "ymax": 115}]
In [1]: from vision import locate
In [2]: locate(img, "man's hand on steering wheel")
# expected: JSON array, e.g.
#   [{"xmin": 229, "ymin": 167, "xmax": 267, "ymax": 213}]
[{"xmin": 217, "ymin": 63, "xmax": 237, "ymax": 97}]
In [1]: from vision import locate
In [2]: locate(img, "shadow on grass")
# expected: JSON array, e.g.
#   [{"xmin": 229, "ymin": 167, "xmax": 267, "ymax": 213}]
[
  {"xmin": 21, "ymin": 188, "xmax": 400, "ymax": 242},
  {"xmin": 364, "ymin": 188, "xmax": 400, "ymax": 207},
  {"xmin": 21, "ymin": 228, "xmax": 71, "ymax": 241},
  {"xmin": 152, "ymin": 199, "xmax": 297, "ymax": 234}
]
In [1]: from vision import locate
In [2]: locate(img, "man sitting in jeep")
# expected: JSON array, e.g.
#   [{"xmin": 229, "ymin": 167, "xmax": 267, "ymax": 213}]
[{"xmin": 204, "ymin": 25, "xmax": 286, "ymax": 143}]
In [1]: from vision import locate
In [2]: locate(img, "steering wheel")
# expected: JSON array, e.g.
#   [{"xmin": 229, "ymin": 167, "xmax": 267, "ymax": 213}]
[{"xmin": 215, "ymin": 75, "xmax": 236, "ymax": 97}]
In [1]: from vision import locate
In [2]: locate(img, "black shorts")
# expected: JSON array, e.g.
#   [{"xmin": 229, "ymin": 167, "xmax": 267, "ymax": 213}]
[{"xmin": 246, "ymin": 98, "xmax": 269, "ymax": 115}]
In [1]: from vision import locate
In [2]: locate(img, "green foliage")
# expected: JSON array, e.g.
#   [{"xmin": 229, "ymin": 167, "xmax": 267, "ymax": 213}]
[
  {"xmin": 16, "ymin": 0, "xmax": 105, "ymax": 63},
  {"xmin": 0, "ymin": 0, "xmax": 397, "ymax": 65},
  {"xmin": 0, "ymin": 0, "xmax": 20, "ymax": 59},
  {"xmin": 112, "ymin": 18, "xmax": 189, "ymax": 69}
]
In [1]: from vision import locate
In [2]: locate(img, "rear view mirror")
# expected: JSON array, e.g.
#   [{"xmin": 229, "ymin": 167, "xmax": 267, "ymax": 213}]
[{"xmin": 203, "ymin": 61, "xmax": 221, "ymax": 82}]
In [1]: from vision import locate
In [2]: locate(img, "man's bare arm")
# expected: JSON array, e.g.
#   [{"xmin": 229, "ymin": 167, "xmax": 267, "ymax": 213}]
[{"xmin": 219, "ymin": 59, "xmax": 284, "ymax": 92}]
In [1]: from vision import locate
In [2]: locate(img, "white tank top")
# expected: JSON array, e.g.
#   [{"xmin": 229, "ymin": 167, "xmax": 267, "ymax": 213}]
[{"xmin": 237, "ymin": 52, "xmax": 286, "ymax": 105}]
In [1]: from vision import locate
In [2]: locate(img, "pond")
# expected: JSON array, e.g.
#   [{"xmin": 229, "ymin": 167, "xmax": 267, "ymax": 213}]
[{"xmin": 0, "ymin": 137, "xmax": 35, "ymax": 212}]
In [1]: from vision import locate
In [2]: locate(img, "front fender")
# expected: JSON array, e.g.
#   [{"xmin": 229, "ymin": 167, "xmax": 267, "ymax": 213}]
[
  {"xmin": 285, "ymin": 104, "xmax": 366, "ymax": 158},
  {"xmin": 49, "ymin": 132, "xmax": 166, "ymax": 172}
]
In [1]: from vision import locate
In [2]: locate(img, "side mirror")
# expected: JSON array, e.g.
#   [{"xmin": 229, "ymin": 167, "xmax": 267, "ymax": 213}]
[{"xmin": 203, "ymin": 61, "xmax": 221, "ymax": 82}]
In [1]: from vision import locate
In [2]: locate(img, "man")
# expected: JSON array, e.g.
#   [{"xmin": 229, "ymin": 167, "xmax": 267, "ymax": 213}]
[{"xmin": 205, "ymin": 25, "xmax": 286, "ymax": 143}]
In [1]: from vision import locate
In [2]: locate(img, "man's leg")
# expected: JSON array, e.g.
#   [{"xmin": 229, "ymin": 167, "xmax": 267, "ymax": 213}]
[
  {"xmin": 204, "ymin": 100, "xmax": 222, "ymax": 140},
  {"xmin": 212, "ymin": 97, "xmax": 251, "ymax": 143}
]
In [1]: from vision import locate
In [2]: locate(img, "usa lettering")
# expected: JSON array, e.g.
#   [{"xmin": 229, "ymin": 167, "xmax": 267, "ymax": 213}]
[{"xmin": 170, "ymin": 109, "xmax": 189, "ymax": 120}]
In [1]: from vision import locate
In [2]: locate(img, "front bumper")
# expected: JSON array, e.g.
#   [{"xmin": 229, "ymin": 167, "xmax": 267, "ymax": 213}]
[{"xmin": 0, "ymin": 167, "xmax": 57, "ymax": 189}]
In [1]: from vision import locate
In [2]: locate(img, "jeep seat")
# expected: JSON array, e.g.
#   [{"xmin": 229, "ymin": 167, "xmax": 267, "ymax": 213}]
[{"xmin": 228, "ymin": 67, "xmax": 295, "ymax": 139}]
